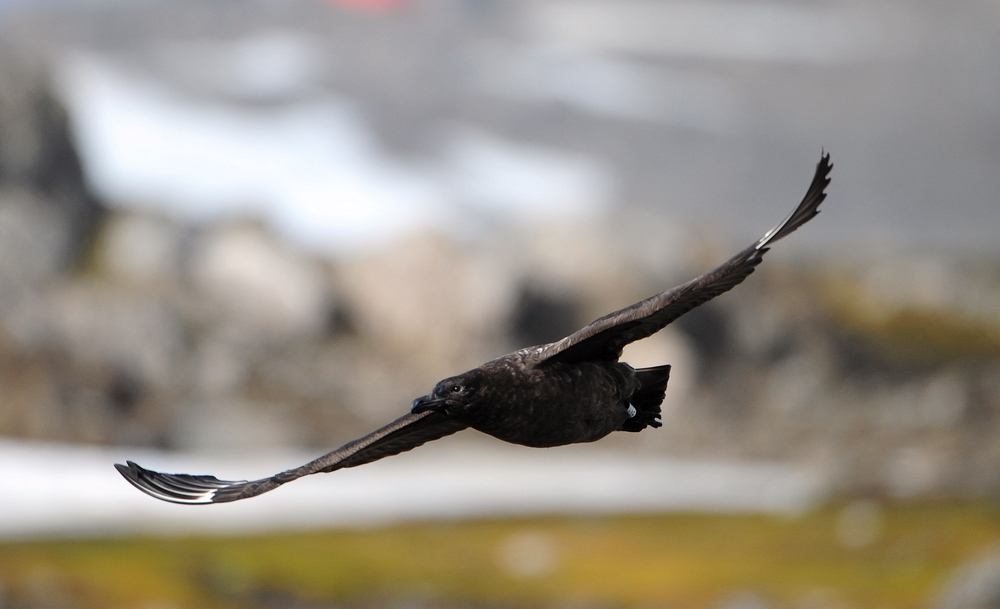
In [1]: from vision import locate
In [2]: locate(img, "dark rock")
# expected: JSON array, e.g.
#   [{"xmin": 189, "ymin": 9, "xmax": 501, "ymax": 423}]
[
  {"xmin": 509, "ymin": 284, "xmax": 583, "ymax": 347},
  {"xmin": 0, "ymin": 43, "xmax": 104, "ymax": 273}
]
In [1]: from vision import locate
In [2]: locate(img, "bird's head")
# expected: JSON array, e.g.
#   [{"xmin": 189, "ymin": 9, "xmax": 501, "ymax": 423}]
[{"xmin": 410, "ymin": 370, "xmax": 483, "ymax": 416}]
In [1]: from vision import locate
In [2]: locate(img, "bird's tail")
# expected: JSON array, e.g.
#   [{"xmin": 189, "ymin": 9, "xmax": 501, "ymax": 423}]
[{"xmin": 621, "ymin": 364, "xmax": 670, "ymax": 432}]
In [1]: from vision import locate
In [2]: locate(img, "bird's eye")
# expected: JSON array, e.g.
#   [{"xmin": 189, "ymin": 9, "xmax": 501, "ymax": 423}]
[{"xmin": 450, "ymin": 385, "xmax": 464, "ymax": 394}]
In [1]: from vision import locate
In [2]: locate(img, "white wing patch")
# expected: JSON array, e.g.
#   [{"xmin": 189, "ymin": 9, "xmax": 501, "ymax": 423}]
[{"xmin": 115, "ymin": 461, "xmax": 245, "ymax": 505}]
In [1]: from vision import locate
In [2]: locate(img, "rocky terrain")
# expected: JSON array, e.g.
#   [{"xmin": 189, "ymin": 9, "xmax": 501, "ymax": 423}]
[
  {"xmin": 0, "ymin": 41, "xmax": 998, "ymax": 500},
  {"xmin": 0, "ymin": 0, "xmax": 998, "ymax": 502}
]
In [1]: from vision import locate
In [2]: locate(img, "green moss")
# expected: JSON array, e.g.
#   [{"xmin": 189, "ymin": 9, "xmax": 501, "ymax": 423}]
[
  {"xmin": 822, "ymin": 274, "xmax": 1000, "ymax": 367},
  {"xmin": 856, "ymin": 307, "xmax": 1000, "ymax": 363},
  {"xmin": 1, "ymin": 501, "xmax": 999, "ymax": 609}
]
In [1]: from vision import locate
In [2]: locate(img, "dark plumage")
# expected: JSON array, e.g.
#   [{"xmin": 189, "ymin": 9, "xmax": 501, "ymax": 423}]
[{"xmin": 116, "ymin": 153, "xmax": 832, "ymax": 504}]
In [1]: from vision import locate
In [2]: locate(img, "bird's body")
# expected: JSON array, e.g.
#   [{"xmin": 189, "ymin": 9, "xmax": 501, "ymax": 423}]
[
  {"xmin": 116, "ymin": 153, "xmax": 832, "ymax": 505},
  {"xmin": 442, "ymin": 354, "xmax": 658, "ymax": 447}
]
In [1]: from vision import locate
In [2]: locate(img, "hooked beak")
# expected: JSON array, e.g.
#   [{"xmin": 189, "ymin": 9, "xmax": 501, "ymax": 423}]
[{"xmin": 410, "ymin": 394, "xmax": 446, "ymax": 414}]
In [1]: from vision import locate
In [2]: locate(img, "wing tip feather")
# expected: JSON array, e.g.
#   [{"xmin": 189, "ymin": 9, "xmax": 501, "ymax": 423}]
[
  {"xmin": 756, "ymin": 151, "xmax": 832, "ymax": 250},
  {"xmin": 115, "ymin": 460, "xmax": 245, "ymax": 505}
]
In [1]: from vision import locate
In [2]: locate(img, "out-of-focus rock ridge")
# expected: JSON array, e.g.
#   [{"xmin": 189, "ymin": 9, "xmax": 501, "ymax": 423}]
[{"xmin": 0, "ymin": 33, "xmax": 998, "ymax": 500}]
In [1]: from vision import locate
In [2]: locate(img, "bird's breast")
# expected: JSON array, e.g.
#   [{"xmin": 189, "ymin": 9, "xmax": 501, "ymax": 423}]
[{"xmin": 460, "ymin": 360, "xmax": 638, "ymax": 448}]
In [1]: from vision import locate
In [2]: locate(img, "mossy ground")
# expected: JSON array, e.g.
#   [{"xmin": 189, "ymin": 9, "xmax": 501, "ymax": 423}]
[{"xmin": 1, "ymin": 500, "xmax": 998, "ymax": 608}]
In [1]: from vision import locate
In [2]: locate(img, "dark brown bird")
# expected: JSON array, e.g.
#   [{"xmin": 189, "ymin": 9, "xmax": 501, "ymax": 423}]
[{"xmin": 116, "ymin": 153, "xmax": 832, "ymax": 504}]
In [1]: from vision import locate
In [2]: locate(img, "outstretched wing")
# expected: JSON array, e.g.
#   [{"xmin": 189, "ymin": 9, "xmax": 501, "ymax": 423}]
[
  {"xmin": 533, "ymin": 152, "xmax": 832, "ymax": 365},
  {"xmin": 115, "ymin": 410, "xmax": 469, "ymax": 504}
]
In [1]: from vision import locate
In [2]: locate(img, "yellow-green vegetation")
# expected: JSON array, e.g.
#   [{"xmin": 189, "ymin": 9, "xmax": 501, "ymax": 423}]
[
  {"xmin": 822, "ymin": 273, "xmax": 1000, "ymax": 367},
  {"xmin": 1, "ymin": 501, "xmax": 999, "ymax": 609}
]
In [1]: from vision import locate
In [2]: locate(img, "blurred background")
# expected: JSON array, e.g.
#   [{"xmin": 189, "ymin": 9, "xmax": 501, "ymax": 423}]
[{"xmin": 0, "ymin": 0, "xmax": 999, "ymax": 607}]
